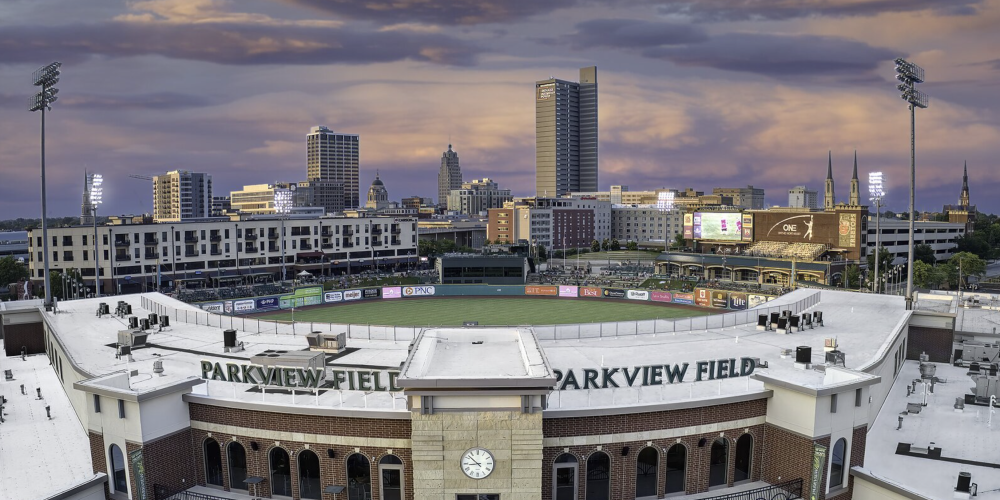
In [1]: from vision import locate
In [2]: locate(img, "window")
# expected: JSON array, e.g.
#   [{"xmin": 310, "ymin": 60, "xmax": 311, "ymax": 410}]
[
  {"xmin": 347, "ymin": 453, "xmax": 371, "ymax": 500},
  {"xmin": 270, "ymin": 447, "xmax": 292, "ymax": 497},
  {"xmin": 636, "ymin": 447, "xmax": 658, "ymax": 499},
  {"xmin": 829, "ymin": 438, "xmax": 847, "ymax": 491},
  {"xmin": 109, "ymin": 444, "xmax": 128, "ymax": 494},
  {"xmin": 553, "ymin": 453, "xmax": 578, "ymax": 500},
  {"xmin": 298, "ymin": 450, "xmax": 321, "ymax": 499},
  {"xmin": 665, "ymin": 444, "xmax": 686, "ymax": 495},
  {"xmin": 709, "ymin": 438, "xmax": 728, "ymax": 488},
  {"xmin": 734, "ymin": 434, "xmax": 753, "ymax": 483},
  {"xmin": 117, "ymin": 399, "xmax": 125, "ymax": 418},
  {"xmin": 379, "ymin": 454, "xmax": 404, "ymax": 500},
  {"xmin": 831, "ymin": 394, "xmax": 838, "ymax": 413},
  {"xmin": 93, "ymin": 394, "xmax": 101, "ymax": 413},
  {"xmin": 228, "ymin": 442, "xmax": 247, "ymax": 491},
  {"xmin": 204, "ymin": 438, "xmax": 223, "ymax": 487},
  {"xmin": 457, "ymin": 495, "xmax": 499, "ymax": 500},
  {"xmin": 585, "ymin": 452, "xmax": 610, "ymax": 500},
  {"xmin": 856, "ymin": 388, "xmax": 863, "ymax": 407}
]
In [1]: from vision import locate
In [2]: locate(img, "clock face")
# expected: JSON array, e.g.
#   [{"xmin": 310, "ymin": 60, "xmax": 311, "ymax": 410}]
[{"xmin": 461, "ymin": 448, "xmax": 495, "ymax": 479}]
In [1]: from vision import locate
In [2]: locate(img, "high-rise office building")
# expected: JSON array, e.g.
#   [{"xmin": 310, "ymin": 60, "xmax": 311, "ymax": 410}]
[
  {"xmin": 788, "ymin": 186, "xmax": 818, "ymax": 209},
  {"xmin": 152, "ymin": 170, "xmax": 212, "ymax": 222},
  {"xmin": 307, "ymin": 125, "xmax": 359, "ymax": 211},
  {"xmin": 447, "ymin": 178, "xmax": 513, "ymax": 215},
  {"xmin": 438, "ymin": 144, "xmax": 462, "ymax": 206},
  {"xmin": 535, "ymin": 66, "xmax": 598, "ymax": 197}
]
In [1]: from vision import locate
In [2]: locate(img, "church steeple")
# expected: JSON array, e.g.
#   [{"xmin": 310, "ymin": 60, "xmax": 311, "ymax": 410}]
[
  {"xmin": 960, "ymin": 161, "xmax": 970, "ymax": 207},
  {"xmin": 849, "ymin": 150, "xmax": 860, "ymax": 206},
  {"xmin": 824, "ymin": 151, "xmax": 836, "ymax": 210}
]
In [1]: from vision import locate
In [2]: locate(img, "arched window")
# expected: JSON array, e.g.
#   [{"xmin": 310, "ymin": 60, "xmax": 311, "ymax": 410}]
[
  {"xmin": 585, "ymin": 452, "xmax": 610, "ymax": 500},
  {"xmin": 709, "ymin": 438, "xmax": 729, "ymax": 488},
  {"xmin": 204, "ymin": 438, "xmax": 224, "ymax": 487},
  {"xmin": 379, "ymin": 455, "xmax": 405, "ymax": 500},
  {"xmin": 829, "ymin": 438, "xmax": 847, "ymax": 490},
  {"xmin": 269, "ymin": 447, "xmax": 292, "ymax": 497},
  {"xmin": 664, "ymin": 444, "xmax": 686, "ymax": 495},
  {"xmin": 298, "ymin": 450, "xmax": 321, "ymax": 500},
  {"xmin": 734, "ymin": 434, "xmax": 753, "ymax": 483},
  {"xmin": 635, "ymin": 447, "xmax": 658, "ymax": 499},
  {"xmin": 347, "ymin": 453, "xmax": 372, "ymax": 500},
  {"xmin": 553, "ymin": 453, "xmax": 578, "ymax": 500},
  {"xmin": 228, "ymin": 442, "xmax": 247, "ymax": 491},
  {"xmin": 109, "ymin": 444, "xmax": 128, "ymax": 494}
]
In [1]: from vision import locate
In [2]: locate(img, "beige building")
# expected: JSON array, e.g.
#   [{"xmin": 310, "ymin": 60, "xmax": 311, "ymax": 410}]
[
  {"xmin": 448, "ymin": 178, "xmax": 512, "ymax": 215},
  {"xmin": 230, "ymin": 182, "xmax": 330, "ymax": 216},
  {"xmin": 611, "ymin": 205, "xmax": 684, "ymax": 246},
  {"xmin": 713, "ymin": 185, "xmax": 765, "ymax": 210},
  {"xmin": 152, "ymin": 170, "xmax": 212, "ymax": 222}
]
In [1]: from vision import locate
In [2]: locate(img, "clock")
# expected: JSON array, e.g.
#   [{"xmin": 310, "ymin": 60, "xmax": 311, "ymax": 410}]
[{"xmin": 461, "ymin": 448, "xmax": 495, "ymax": 479}]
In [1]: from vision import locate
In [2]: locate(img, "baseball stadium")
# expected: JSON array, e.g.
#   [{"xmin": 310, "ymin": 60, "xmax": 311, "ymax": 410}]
[{"xmin": 0, "ymin": 284, "xmax": 993, "ymax": 500}]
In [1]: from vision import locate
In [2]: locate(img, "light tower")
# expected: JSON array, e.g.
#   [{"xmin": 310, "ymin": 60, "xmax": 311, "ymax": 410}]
[
  {"xmin": 868, "ymin": 171, "xmax": 885, "ymax": 293},
  {"xmin": 29, "ymin": 61, "xmax": 61, "ymax": 307},
  {"xmin": 88, "ymin": 173, "xmax": 103, "ymax": 297},
  {"xmin": 894, "ymin": 57, "xmax": 928, "ymax": 309},
  {"xmin": 657, "ymin": 191, "xmax": 675, "ymax": 252}
]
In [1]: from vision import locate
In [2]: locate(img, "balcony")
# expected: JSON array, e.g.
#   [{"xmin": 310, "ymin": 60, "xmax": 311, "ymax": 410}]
[
  {"xmin": 245, "ymin": 233, "xmax": 258, "ymax": 240},
  {"xmin": 343, "ymin": 229, "xmax": 355, "ymax": 237},
  {"xmin": 210, "ymin": 248, "xmax": 222, "ymax": 256},
  {"xmin": 144, "ymin": 252, "xmax": 159, "ymax": 260},
  {"xmin": 391, "ymin": 238, "xmax": 402, "ymax": 246},
  {"xmin": 322, "ymin": 243, "xmax": 334, "ymax": 249},
  {"xmin": 268, "ymin": 244, "xmax": 279, "ymax": 252},
  {"xmin": 268, "ymin": 231, "xmax": 280, "ymax": 239},
  {"xmin": 184, "ymin": 235, "xmax": 198, "ymax": 243},
  {"xmin": 114, "ymin": 239, "xmax": 130, "ymax": 247},
  {"xmin": 246, "ymin": 245, "xmax": 259, "ymax": 253},
  {"xmin": 184, "ymin": 251, "xmax": 199, "ymax": 257},
  {"xmin": 373, "ymin": 239, "xmax": 383, "ymax": 247},
  {"xmin": 210, "ymin": 234, "xmax": 222, "ymax": 242},
  {"xmin": 115, "ymin": 254, "xmax": 131, "ymax": 262},
  {"xmin": 343, "ymin": 241, "xmax": 354, "ymax": 248},
  {"xmin": 300, "ymin": 243, "xmax": 313, "ymax": 250},
  {"xmin": 321, "ymin": 229, "xmax": 333, "ymax": 237},
  {"xmin": 391, "ymin": 226, "xmax": 402, "ymax": 235},
  {"xmin": 372, "ymin": 227, "xmax": 383, "ymax": 236}
]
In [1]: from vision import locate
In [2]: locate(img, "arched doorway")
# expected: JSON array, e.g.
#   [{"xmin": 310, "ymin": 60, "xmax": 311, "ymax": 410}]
[
  {"xmin": 298, "ymin": 449, "xmax": 321, "ymax": 499},
  {"xmin": 734, "ymin": 434, "xmax": 753, "ymax": 483},
  {"xmin": 709, "ymin": 438, "xmax": 728, "ymax": 488},
  {"xmin": 109, "ymin": 444, "xmax": 128, "ymax": 495},
  {"xmin": 635, "ymin": 447, "xmax": 658, "ymax": 499},
  {"xmin": 204, "ymin": 438, "xmax": 223, "ymax": 487},
  {"xmin": 227, "ymin": 442, "xmax": 247, "ymax": 491},
  {"xmin": 379, "ymin": 455, "xmax": 405, "ymax": 500},
  {"xmin": 585, "ymin": 452, "xmax": 610, "ymax": 500},
  {"xmin": 553, "ymin": 453, "xmax": 578, "ymax": 500},
  {"xmin": 664, "ymin": 444, "xmax": 686, "ymax": 495},
  {"xmin": 269, "ymin": 447, "xmax": 291, "ymax": 497},
  {"xmin": 347, "ymin": 453, "xmax": 371, "ymax": 500}
]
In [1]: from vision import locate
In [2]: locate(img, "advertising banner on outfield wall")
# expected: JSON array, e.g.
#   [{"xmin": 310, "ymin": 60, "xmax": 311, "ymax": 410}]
[
  {"xmin": 748, "ymin": 294, "xmax": 770, "ymax": 309},
  {"xmin": 672, "ymin": 293, "xmax": 694, "ymax": 305},
  {"xmin": 382, "ymin": 287, "xmax": 402, "ymax": 299},
  {"xmin": 694, "ymin": 288, "xmax": 711, "ymax": 307},
  {"xmin": 711, "ymin": 291, "xmax": 729, "ymax": 309},
  {"xmin": 403, "ymin": 285, "xmax": 435, "ymax": 297},
  {"xmin": 559, "ymin": 286, "xmax": 578, "ymax": 297},
  {"xmin": 256, "ymin": 296, "xmax": 280, "ymax": 311},
  {"xmin": 580, "ymin": 287, "xmax": 602, "ymax": 298},
  {"xmin": 603, "ymin": 288, "xmax": 626, "ymax": 299},
  {"xmin": 344, "ymin": 289, "xmax": 362, "ymax": 301},
  {"xmin": 224, "ymin": 301, "xmax": 233, "ymax": 314},
  {"xmin": 324, "ymin": 291, "xmax": 343, "ymax": 303},
  {"xmin": 729, "ymin": 292, "xmax": 748, "ymax": 310},
  {"xmin": 627, "ymin": 290, "xmax": 649, "ymax": 301},
  {"xmin": 526, "ymin": 285, "xmax": 558, "ymax": 296},
  {"xmin": 362, "ymin": 288, "xmax": 381, "ymax": 299},
  {"xmin": 651, "ymin": 291, "xmax": 673, "ymax": 303},
  {"xmin": 280, "ymin": 286, "xmax": 323, "ymax": 309},
  {"xmin": 202, "ymin": 302, "xmax": 224, "ymax": 313},
  {"xmin": 234, "ymin": 299, "xmax": 255, "ymax": 313}
]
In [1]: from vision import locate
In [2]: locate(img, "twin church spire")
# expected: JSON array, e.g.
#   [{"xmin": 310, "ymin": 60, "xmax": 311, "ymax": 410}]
[{"xmin": 824, "ymin": 150, "xmax": 861, "ymax": 209}]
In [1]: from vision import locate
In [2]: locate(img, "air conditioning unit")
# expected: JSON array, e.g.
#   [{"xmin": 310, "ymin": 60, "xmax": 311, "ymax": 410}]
[
  {"xmin": 306, "ymin": 332, "xmax": 347, "ymax": 353},
  {"xmin": 117, "ymin": 329, "xmax": 148, "ymax": 349}
]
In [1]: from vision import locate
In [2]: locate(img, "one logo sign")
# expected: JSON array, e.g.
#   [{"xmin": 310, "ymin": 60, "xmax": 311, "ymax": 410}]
[
  {"xmin": 256, "ymin": 297, "xmax": 280, "ymax": 310},
  {"xmin": 627, "ymin": 290, "xmax": 649, "ymax": 301},
  {"xmin": 603, "ymin": 288, "xmax": 626, "ymax": 298},
  {"xmin": 234, "ymin": 299, "xmax": 255, "ymax": 312},
  {"xmin": 344, "ymin": 289, "xmax": 362, "ymax": 301},
  {"xmin": 403, "ymin": 286, "xmax": 435, "ymax": 297},
  {"xmin": 650, "ymin": 291, "xmax": 672, "ymax": 303},
  {"xmin": 558, "ymin": 285, "xmax": 578, "ymax": 297},
  {"xmin": 382, "ymin": 287, "xmax": 402, "ymax": 299},
  {"xmin": 580, "ymin": 287, "xmax": 602, "ymax": 297},
  {"xmin": 202, "ymin": 303, "xmax": 224, "ymax": 313},
  {"xmin": 324, "ymin": 291, "xmax": 344, "ymax": 303}
]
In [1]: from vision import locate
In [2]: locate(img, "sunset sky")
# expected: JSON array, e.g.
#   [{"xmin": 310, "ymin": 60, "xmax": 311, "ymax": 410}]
[{"xmin": 1, "ymin": 0, "xmax": 998, "ymax": 218}]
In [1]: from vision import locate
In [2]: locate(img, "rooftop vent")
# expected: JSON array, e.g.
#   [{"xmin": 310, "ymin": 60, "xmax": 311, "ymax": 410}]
[{"xmin": 306, "ymin": 332, "xmax": 347, "ymax": 354}]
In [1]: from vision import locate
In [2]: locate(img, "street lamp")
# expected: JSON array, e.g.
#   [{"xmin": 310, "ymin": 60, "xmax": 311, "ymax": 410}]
[
  {"xmin": 29, "ymin": 61, "xmax": 61, "ymax": 307},
  {"xmin": 895, "ymin": 57, "xmax": 928, "ymax": 309},
  {"xmin": 869, "ymin": 171, "xmax": 885, "ymax": 293},
  {"xmin": 89, "ymin": 173, "xmax": 103, "ymax": 297}
]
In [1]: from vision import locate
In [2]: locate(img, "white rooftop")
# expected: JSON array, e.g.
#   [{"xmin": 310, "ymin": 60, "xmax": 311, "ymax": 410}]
[
  {"xmin": 864, "ymin": 360, "xmax": 1000, "ymax": 499},
  {"xmin": 0, "ymin": 351, "xmax": 95, "ymax": 500}
]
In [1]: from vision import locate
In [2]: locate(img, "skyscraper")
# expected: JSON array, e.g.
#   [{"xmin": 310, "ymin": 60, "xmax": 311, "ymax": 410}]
[
  {"xmin": 535, "ymin": 66, "xmax": 598, "ymax": 197},
  {"xmin": 438, "ymin": 144, "xmax": 462, "ymax": 206},
  {"xmin": 307, "ymin": 125, "xmax": 359, "ymax": 211},
  {"xmin": 152, "ymin": 170, "xmax": 213, "ymax": 222}
]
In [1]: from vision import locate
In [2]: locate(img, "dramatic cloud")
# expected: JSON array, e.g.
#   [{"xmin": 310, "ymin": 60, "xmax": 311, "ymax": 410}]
[
  {"xmin": 281, "ymin": 0, "xmax": 576, "ymax": 25},
  {"xmin": 0, "ymin": 22, "xmax": 481, "ymax": 66},
  {"xmin": 644, "ymin": 33, "xmax": 897, "ymax": 78},
  {"xmin": 557, "ymin": 19, "xmax": 708, "ymax": 49},
  {"xmin": 654, "ymin": 0, "xmax": 984, "ymax": 22}
]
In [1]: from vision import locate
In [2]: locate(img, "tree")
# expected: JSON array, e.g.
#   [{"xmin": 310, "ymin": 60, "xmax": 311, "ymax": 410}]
[
  {"xmin": 601, "ymin": 238, "xmax": 610, "ymax": 251},
  {"xmin": 843, "ymin": 265, "xmax": 861, "ymax": 289},
  {"xmin": 949, "ymin": 251, "xmax": 986, "ymax": 287},
  {"xmin": 913, "ymin": 244, "xmax": 936, "ymax": 265},
  {"xmin": 954, "ymin": 234, "xmax": 992, "ymax": 261},
  {"xmin": 912, "ymin": 260, "xmax": 944, "ymax": 289},
  {"xmin": 610, "ymin": 239, "xmax": 621, "ymax": 251},
  {"xmin": 536, "ymin": 245, "xmax": 547, "ymax": 261},
  {"xmin": 0, "ymin": 256, "xmax": 29, "ymax": 287},
  {"xmin": 866, "ymin": 246, "xmax": 894, "ymax": 291},
  {"xmin": 47, "ymin": 268, "xmax": 84, "ymax": 300},
  {"xmin": 626, "ymin": 241, "xmax": 638, "ymax": 251},
  {"xmin": 591, "ymin": 240, "xmax": 601, "ymax": 253},
  {"xmin": 672, "ymin": 233, "xmax": 686, "ymax": 250}
]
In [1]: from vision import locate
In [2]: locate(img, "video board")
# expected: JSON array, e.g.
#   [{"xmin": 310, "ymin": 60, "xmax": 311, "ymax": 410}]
[{"xmin": 691, "ymin": 212, "xmax": 743, "ymax": 241}]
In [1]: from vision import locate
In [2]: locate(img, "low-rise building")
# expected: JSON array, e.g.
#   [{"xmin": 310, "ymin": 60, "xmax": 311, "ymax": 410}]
[
  {"xmin": 713, "ymin": 185, "xmax": 765, "ymax": 210},
  {"xmin": 488, "ymin": 197, "xmax": 610, "ymax": 250},
  {"xmin": 610, "ymin": 205, "xmax": 684, "ymax": 246},
  {"xmin": 447, "ymin": 178, "xmax": 512, "ymax": 215}
]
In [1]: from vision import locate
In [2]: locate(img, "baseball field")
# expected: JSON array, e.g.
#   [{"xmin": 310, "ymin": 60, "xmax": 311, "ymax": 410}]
[{"xmin": 259, "ymin": 297, "xmax": 713, "ymax": 326}]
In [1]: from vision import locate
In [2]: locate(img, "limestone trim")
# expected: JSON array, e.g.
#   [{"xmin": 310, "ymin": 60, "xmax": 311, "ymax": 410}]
[
  {"xmin": 190, "ymin": 420, "xmax": 412, "ymax": 449},
  {"xmin": 541, "ymin": 416, "xmax": 766, "ymax": 447}
]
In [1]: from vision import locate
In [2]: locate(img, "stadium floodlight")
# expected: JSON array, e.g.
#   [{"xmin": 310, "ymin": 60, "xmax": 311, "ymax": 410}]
[
  {"xmin": 868, "ymin": 171, "xmax": 886, "ymax": 294},
  {"xmin": 893, "ymin": 57, "xmax": 927, "ymax": 309},
  {"xmin": 657, "ymin": 191, "xmax": 676, "ymax": 252},
  {"xmin": 89, "ymin": 173, "xmax": 103, "ymax": 297},
  {"xmin": 29, "ymin": 61, "xmax": 62, "ymax": 307}
]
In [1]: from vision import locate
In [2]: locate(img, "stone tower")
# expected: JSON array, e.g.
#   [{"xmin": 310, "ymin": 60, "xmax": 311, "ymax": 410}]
[
  {"xmin": 824, "ymin": 151, "xmax": 836, "ymax": 210},
  {"xmin": 849, "ymin": 151, "xmax": 860, "ymax": 206}
]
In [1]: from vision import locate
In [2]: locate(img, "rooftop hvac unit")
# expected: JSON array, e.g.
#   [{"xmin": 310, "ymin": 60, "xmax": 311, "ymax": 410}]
[
  {"xmin": 250, "ymin": 350, "xmax": 326, "ymax": 371},
  {"xmin": 139, "ymin": 318, "xmax": 150, "ymax": 331},
  {"xmin": 223, "ymin": 329, "xmax": 237, "ymax": 348},
  {"xmin": 795, "ymin": 346, "xmax": 812, "ymax": 365},
  {"xmin": 148, "ymin": 313, "xmax": 158, "ymax": 325},
  {"xmin": 159, "ymin": 315, "xmax": 170, "ymax": 328},
  {"xmin": 128, "ymin": 317, "xmax": 139, "ymax": 329},
  {"xmin": 306, "ymin": 332, "xmax": 347, "ymax": 354},
  {"xmin": 825, "ymin": 350, "xmax": 846, "ymax": 367},
  {"xmin": 117, "ymin": 330, "xmax": 148, "ymax": 348}
]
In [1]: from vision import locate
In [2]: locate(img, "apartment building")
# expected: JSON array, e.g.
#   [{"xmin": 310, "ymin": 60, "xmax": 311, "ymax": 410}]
[
  {"xmin": 27, "ymin": 215, "xmax": 418, "ymax": 294},
  {"xmin": 488, "ymin": 197, "xmax": 610, "ymax": 249},
  {"xmin": 447, "ymin": 178, "xmax": 513, "ymax": 215},
  {"xmin": 611, "ymin": 206, "xmax": 684, "ymax": 246},
  {"xmin": 152, "ymin": 170, "xmax": 212, "ymax": 222}
]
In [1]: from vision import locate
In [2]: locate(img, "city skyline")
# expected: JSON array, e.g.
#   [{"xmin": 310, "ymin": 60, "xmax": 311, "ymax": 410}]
[{"xmin": 2, "ymin": 0, "xmax": 999, "ymax": 219}]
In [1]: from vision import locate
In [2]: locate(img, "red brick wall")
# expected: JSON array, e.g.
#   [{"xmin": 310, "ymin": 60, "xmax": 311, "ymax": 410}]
[
  {"xmin": 2, "ymin": 321, "xmax": 45, "ymax": 357},
  {"xmin": 189, "ymin": 403, "xmax": 411, "ymax": 439},
  {"xmin": 543, "ymin": 398, "xmax": 768, "ymax": 438},
  {"xmin": 88, "ymin": 432, "xmax": 111, "ymax": 500},
  {"xmin": 140, "ymin": 429, "xmax": 197, "ymax": 499},
  {"xmin": 846, "ymin": 425, "xmax": 867, "ymax": 497},
  {"xmin": 760, "ymin": 424, "xmax": 817, "ymax": 495}
]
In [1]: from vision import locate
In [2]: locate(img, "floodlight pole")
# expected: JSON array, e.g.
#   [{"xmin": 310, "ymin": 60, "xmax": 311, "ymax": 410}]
[
  {"xmin": 873, "ymin": 200, "xmax": 881, "ymax": 293},
  {"xmin": 93, "ymin": 205, "xmax": 100, "ymax": 297},
  {"xmin": 40, "ymin": 101, "xmax": 52, "ymax": 306},
  {"xmin": 906, "ymin": 101, "xmax": 915, "ymax": 305}
]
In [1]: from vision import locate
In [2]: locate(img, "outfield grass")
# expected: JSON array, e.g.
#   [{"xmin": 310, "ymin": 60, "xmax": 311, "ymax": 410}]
[{"xmin": 262, "ymin": 298, "xmax": 712, "ymax": 326}]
